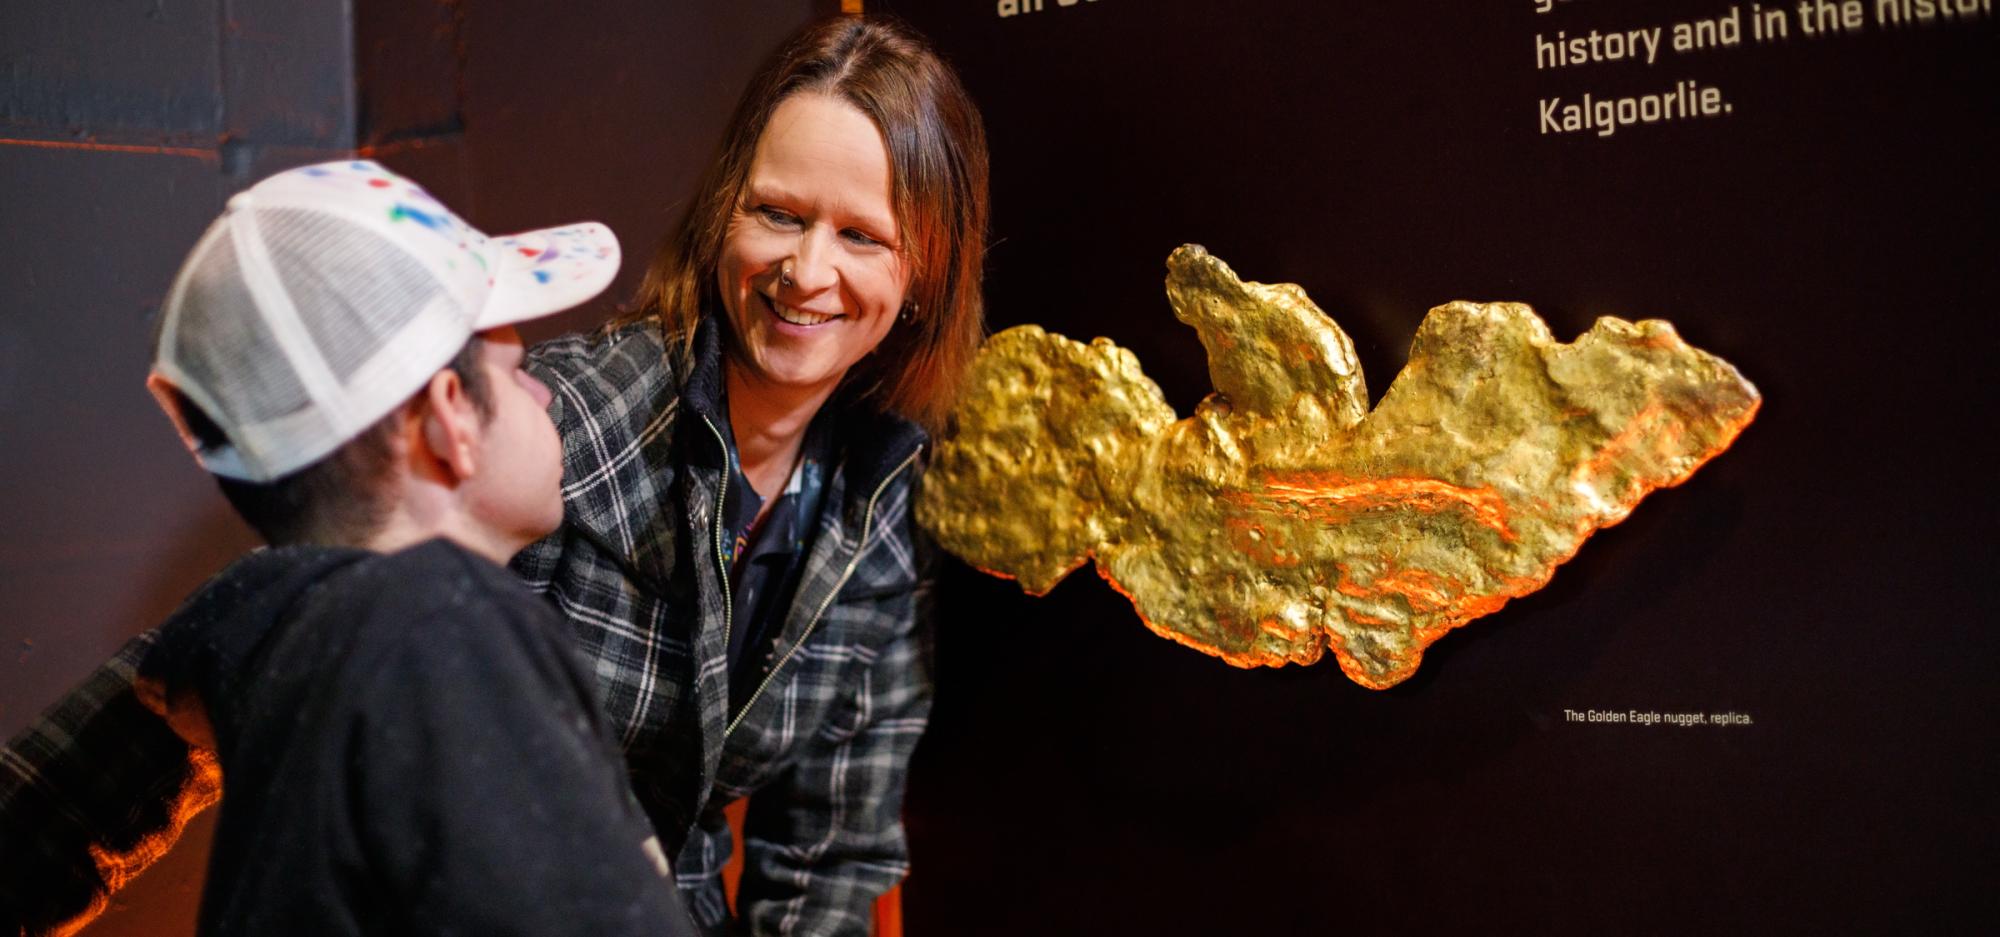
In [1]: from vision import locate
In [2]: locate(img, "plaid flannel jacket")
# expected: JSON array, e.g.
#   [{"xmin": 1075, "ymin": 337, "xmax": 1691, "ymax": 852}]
[
  {"xmin": 516, "ymin": 318, "xmax": 935, "ymax": 935},
  {"xmin": 0, "ymin": 320, "xmax": 933, "ymax": 937}
]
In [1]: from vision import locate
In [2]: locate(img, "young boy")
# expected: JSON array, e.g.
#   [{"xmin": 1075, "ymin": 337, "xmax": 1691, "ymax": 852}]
[{"xmin": 90, "ymin": 160, "xmax": 692, "ymax": 935}]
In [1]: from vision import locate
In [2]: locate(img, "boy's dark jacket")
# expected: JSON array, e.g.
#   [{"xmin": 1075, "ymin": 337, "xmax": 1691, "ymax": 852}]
[{"xmin": 140, "ymin": 539, "xmax": 693, "ymax": 936}]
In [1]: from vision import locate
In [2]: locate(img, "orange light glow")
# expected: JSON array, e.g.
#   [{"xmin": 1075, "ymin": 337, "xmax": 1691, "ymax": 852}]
[{"xmin": 0, "ymin": 136, "xmax": 219, "ymax": 160}]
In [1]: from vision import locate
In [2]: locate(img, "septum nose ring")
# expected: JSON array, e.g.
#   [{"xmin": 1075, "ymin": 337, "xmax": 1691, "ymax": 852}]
[{"xmin": 778, "ymin": 261, "xmax": 795, "ymax": 288}]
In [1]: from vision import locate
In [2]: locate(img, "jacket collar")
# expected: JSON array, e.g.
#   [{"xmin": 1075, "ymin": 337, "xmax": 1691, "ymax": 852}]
[{"xmin": 681, "ymin": 316, "xmax": 929, "ymax": 515}]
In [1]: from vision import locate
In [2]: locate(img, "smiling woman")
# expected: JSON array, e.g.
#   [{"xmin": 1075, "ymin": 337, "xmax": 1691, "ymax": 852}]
[
  {"xmin": 507, "ymin": 14, "xmax": 991, "ymax": 936},
  {"xmin": 718, "ymin": 93, "xmax": 911, "ymax": 497}
]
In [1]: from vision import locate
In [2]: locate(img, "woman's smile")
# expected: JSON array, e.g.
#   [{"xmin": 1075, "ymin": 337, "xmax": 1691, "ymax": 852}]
[{"xmin": 762, "ymin": 292, "xmax": 842, "ymax": 328}]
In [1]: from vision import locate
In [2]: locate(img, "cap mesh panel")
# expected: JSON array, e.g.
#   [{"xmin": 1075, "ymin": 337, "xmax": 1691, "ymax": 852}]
[
  {"xmin": 258, "ymin": 207, "xmax": 447, "ymax": 382},
  {"xmin": 172, "ymin": 233, "xmax": 312, "ymax": 426}
]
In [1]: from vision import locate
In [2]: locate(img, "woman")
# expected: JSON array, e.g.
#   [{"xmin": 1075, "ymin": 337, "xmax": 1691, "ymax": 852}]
[
  {"xmin": 0, "ymin": 15, "xmax": 986, "ymax": 937},
  {"xmin": 513, "ymin": 15, "xmax": 987, "ymax": 934}
]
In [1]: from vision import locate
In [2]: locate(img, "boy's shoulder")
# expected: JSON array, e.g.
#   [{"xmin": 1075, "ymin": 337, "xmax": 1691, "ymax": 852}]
[
  {"xmin": 155, "ymin": 540, "xmax": 560, "ymax": 719},
  {"xmin": 338, "ymin": 538, "xmax": 532, "ymax": 608},
  {"xmin": 321, "ymin": 539, "xmax": 558, "ymax": 654}
]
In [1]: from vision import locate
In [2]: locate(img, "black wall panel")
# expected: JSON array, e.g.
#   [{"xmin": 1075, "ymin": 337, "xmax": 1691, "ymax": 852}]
[{"xmin": 884, "ymin": 1, "xmax": 1997, "ymax": 932}]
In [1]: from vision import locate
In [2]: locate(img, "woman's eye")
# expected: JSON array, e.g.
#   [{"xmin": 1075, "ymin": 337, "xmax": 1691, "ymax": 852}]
[
  {"xmin": 841, "ymin": 228, "xmax": 886, "ymax": 248},
  {"xmin": 757, "ymin": 206, "xmax": 800, "ymax": 228}
]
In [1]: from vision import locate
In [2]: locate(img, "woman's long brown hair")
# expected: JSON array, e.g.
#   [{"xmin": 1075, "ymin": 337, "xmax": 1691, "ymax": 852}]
[{"xmin": 627, "ymin": 15, "xmax": 990, "ymax": 435}]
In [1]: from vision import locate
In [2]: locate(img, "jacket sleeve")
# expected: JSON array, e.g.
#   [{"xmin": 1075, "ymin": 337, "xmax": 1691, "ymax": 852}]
[
  {"xmin": 0, "ymin": 633, "xmax": 221, "ymax": 936},
  {"xmin": 735, "ymin": 571, "xmax": 937, "ymax": 937}
]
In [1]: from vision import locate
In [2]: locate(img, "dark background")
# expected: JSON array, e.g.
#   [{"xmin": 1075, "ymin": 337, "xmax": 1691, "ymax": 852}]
[
  {"xmin": 878, "ymin": 1, "xmax": 1998, "ymax": 934},
  {"xmin": 3, "ymin": 1, "xmax": 1993, "ymax": 934}
]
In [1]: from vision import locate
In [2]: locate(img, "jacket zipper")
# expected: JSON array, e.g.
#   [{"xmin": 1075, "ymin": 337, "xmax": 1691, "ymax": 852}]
[
  {"xmin": 724, "ymin": 446, "xmax": 923, "ymax": 739},
  {"xmin": 698, "ymin": 414, "xmax": 736, "ymax": 663}
]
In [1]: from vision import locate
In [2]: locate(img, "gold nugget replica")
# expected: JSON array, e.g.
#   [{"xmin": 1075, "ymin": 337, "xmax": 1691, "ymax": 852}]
[{"xmin": 916, "ymin": 245, "xmax": 1760, "ymax": 689}]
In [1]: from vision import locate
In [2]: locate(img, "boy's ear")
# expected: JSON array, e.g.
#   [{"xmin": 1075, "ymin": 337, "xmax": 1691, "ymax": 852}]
[
  {"xmin": 419, "ymin": 368, "xmax": 482, "ymax": 481},
  {"xmin": 145, "ymin": 372, "xmax": 206, "ymax": 461}
]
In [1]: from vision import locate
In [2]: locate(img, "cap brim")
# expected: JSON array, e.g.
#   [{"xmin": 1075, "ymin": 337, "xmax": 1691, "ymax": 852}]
[{"xmin": 476, "ymin": 222, "xmax": 621, "ymax": 329}]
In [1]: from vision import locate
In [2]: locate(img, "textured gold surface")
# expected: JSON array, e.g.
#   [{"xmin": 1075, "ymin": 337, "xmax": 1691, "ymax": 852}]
[{"xmin": 917, "ymin": 245, "xmax": 1760, "ymax": 689}]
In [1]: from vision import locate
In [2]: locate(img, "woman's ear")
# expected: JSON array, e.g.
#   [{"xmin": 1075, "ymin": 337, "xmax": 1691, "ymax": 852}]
[{"xmin": 419, "ymin": 368, "xmax": 482, "ymax": 481}]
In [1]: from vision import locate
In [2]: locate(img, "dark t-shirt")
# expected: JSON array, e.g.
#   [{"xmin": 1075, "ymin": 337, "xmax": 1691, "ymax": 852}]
[
  {"xmin": 148, "ymin": 539, "xmax": 694, "ymax": 937},
  {"xmin": 718, "ymin": 404, "xmax": 834, "ymax": 711}
]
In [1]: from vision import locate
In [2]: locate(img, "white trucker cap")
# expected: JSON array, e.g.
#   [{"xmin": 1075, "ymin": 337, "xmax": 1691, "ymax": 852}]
[{"xmin": 151, "ymin": 160, "xmax": 619, "ymax": 481}]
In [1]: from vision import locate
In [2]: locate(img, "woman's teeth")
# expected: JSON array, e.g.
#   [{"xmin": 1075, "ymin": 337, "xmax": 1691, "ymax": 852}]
[{"xmin": 772, "ymin": 298, "xmax": 836, "ymax": 326}]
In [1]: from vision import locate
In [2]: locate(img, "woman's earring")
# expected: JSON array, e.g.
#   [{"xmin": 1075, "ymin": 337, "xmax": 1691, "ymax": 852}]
[{"xmin": 900, "ymin": 302, "xmax": 918, "ymax": 324}]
